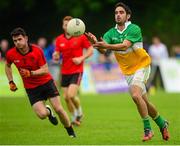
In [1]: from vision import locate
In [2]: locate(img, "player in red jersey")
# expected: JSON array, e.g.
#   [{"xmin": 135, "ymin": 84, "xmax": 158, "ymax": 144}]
[
  {"xmin": 53, "ymin": 16, "xmax": 93, "ymax": 126},
  {"xmin": 5, "ymin": 27, "xmax": 76, "ymax": 137}
]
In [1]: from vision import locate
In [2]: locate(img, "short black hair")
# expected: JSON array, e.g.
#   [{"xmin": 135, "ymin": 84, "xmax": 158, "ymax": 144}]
[
  {"xmin": 63, "ymin": 15, "xmax": 73, "ymax": 22},
  {"xmin": 115, "ymin": 2, "xmax": 132, "ymax": 15},
  {"xmin": 11, "ymin": 27, "xmax": 27, "ymax": 37}
]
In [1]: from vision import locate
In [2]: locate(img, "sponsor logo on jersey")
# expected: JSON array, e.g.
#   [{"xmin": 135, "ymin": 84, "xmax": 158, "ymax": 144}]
[
  {"xmin": 14, "ymin": 60, "xmax": 20, "ymax": 63},
  {"xmin": 60, "ymin": 43, "xmax": 65, "ymax": 47},
  {"xmin": 112, "ymin": 37, "xmax": 118, "ymax": 41}
]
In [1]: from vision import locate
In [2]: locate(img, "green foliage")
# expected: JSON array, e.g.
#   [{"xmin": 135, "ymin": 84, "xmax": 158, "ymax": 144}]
[
  {"xmin": 53, "ymin": 0, "xmax": 115, "ymax": 16},
  {"xmin": 22, "ymin": 0, "xmax": 35, "ymax": 11},
  {"xmin": 138, "ymin": 0, "xmax": 180, "ymax": 46},
  {"xmin": 88, "ymin": 1, "xmax": 102, "ymax": 12},
  {"xmin": 0, "ymin": 0, "xmax": 9, "ymax": 9},
  {"xmin": 0, "ymin": 0, "xmax": 179, "ymax": 53},
  {"xmin": 0, "ymin": 0, "xmax": 35, "ymax": 11}
]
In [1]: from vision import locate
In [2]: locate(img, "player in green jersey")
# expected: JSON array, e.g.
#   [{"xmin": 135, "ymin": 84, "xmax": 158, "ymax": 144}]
[{"xmin": 86, "ymin": 2, "xmax": 170, "ymax": 142}]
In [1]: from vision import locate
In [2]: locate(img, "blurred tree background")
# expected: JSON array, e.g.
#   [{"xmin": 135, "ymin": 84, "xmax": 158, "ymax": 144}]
[{"xmin": 0, "ymin": 0, "xmax": 180, "ymax": 54}]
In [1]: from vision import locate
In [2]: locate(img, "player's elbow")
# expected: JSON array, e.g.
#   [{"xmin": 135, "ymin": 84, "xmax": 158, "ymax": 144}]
[
  {"xmin": 40, "ymin": 66, "xmax": 49, "ymax": 75},
  {"xmin": 44, "ymin": 68, "xmax": 49, "ymax": 74},
  {"xmin": 42, "ymin": 64, "xmax": 49, "ymax": 74},
  {"xmin": 88, "ymin": 47, "xmax": 94, "ymax": 57},
  {"xmin": 89, "ymin": 50, "xmax": 93, "ymax": 57}
]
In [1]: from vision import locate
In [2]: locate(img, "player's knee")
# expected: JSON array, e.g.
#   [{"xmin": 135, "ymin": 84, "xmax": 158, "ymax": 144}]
[
  {"xmin": 131, "ymin": 92, "xmax": 141, "ymax": 103},
  {"xmin": 67, "ymin": 91, "xmax": 76, "ymax": 99},
  {"xmin": 65, "ymin": 94, "xmax": 75, "ymax": 102},
  {"xmin": 36, "ymin": 110, "xmax": 48, "ymax": 119},
  {"xmin": 64, "ymin": 96, "xmax": 71, "ymax": 103},
  {"xmin": 54, "ymin": 106, "xmax": 63, "ymax": 114}
]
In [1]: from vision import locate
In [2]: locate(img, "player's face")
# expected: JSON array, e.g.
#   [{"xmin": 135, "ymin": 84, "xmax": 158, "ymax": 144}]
[
  {"xmin": 62, "ymin": 20, "xmax": 69, "ymax": 33},
  {"xmin": 115, "ymin": 6, "xmax": 129, "ymax": 25},
  {"xmin": 12, "ymin": 35, "xmax": 28, "ymax": 50}
]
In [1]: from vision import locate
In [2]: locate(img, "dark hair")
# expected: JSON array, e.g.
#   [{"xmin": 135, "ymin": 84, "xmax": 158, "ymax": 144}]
[
  {"xmin": 115, "ymin": 2, "xmax": 132, "ymax": 15},
  {"xmin": 62, "ymin": 16, "xmax": 73, "ymax": 22},
  {"xmin": 11, "ymin": 27, "xmax": 27, "ymax": 37}
]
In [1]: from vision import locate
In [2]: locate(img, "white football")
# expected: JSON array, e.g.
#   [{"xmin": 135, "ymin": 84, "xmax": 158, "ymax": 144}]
[{"xmin": 67, "ymin": 18, "xmax": 85, "ymax": 37}]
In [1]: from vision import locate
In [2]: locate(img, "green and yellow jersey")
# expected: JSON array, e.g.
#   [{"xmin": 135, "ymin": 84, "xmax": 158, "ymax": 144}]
[{"xmin": 103, "ymin": 21, "xmax": 151, "ymax": 75}]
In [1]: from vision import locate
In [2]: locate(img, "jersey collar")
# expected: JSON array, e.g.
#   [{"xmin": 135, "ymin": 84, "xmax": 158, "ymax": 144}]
[
  {"xmin": 115, "ymin": 21, "xmax": 131, "ymax": 34},
  {"xmin": 16, "ymin": 44, "xmax": 32, "ymax": 56}
]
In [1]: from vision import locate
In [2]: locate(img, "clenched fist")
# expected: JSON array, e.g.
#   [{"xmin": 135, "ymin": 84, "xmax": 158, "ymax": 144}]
[
  {"xmin": 19, "ymin": 68, "xmax": 31, "ymax": 78},
  {"xmin": 9, "ymin": 81, "xmax": 18, "ymax": 92}
]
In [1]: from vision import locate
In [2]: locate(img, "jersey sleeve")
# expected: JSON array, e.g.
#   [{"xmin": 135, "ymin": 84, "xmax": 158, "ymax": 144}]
[
  {"xmin": 81, "ymin": 35, "xmax": 91, "ymax": 49},
  {"xmin": 103, "ymin": 29, "xmax": 112, "ymax": 44},
  {"xmin": 38, "ymin": 48, "xmax": 47, "ymax": 66},
  {"xmin": 125, "ymin": 25, "xmax": 142, "ymax": 43},
  {"xmin": 55, "ymin": 37, "xmax": 61, "ymax": 52},
  {"xmin": 5, "ymin": 50, "xmax": 13, "ymax": 65}
]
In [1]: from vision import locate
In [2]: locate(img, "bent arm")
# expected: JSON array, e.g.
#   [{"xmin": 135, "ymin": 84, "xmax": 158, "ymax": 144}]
[
  {"xmin": 82, "ymin": 46, "xmax": 93, "ymax": 60},
  {"xmin": 31, "ymin": 63, "xmax": 49, "ymax": 76}
]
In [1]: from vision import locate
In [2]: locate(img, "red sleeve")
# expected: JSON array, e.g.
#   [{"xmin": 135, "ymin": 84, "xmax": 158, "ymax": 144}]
[
  {"xmin": 6, "ymin": 50, "xmax": 13, "ymax": 65},
  {"xmin": 81, "ymin": 34, "xmax": 91, "ymax": 49},
  {"xmin": 55, "ymin": 37, "xmax": 60, "ymax": 52},
  {"xmin": 38, "ymin": 48, "xmax": 47, "ymax": 66}
]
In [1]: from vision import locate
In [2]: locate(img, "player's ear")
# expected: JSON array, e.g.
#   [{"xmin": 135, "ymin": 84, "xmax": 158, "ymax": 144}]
[
  {"xmin": 127, "ymin": 14, "xmax": 131, "ymax": 20},
  {"xmin": 25, "ymin": 36, "xmax": 28, "ymax": 42}
]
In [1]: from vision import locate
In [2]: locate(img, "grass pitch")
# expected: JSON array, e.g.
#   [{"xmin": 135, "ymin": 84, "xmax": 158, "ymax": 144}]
[{"xmin": 0, "ymin": 91, "xmax": 180, "ymax": 145}]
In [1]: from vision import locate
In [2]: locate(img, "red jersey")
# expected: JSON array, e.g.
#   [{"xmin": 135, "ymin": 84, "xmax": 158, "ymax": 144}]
[
  {"xmin": 55, "ymin": 34, "xmax": 91, "ymax": 74},
  {"xmin": 6, "ymin": 44, "xmax": 52, "ymax": 89}
]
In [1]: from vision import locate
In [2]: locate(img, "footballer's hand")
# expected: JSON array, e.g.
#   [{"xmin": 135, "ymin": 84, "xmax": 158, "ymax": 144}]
[
  {"xmin": 93, "ymin": 37, "xmax": 108, "ymax": 48},
  {"xmin": 85, "ymin": 32, "xmax": 97, "ymax": 44},
  {"xmin": 72, "ymin": 57, "xmax": 83, "ymax": 65},
  {"xmin": 93, "ymin": 38, "xmax": 107, "ymax": 54},
  {"xmin": 52, "ymin": 51, "xmax": 60, "ymax": 62},
  {"xmin": 85, "ymin": 34, "xmax": 106, "ymax": 54},
  {"xmin": 19, "ymin": 68, "xmax": 31, "ymax": 78},
  {"xmin": 9, "ymin": 81, "xmax": 18, "ymax": 92}
]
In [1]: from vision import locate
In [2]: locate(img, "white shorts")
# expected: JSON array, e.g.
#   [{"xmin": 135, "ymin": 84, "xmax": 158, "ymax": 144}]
[{"xmin": 125, "ymin": 65, "xmax": 151, "ymax": 95}]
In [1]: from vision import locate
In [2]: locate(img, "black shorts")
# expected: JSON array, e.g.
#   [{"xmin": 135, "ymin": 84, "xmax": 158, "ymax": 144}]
[
  {"xmin": 61, "ymin": 72, "xmax": 83, "ymax": 87},
  {"xmin": 26, "ymin": 79, "xmax": 59, "ymax": 106}
]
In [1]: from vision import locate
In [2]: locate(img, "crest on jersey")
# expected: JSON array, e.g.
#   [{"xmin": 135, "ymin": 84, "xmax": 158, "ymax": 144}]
[
  {"xmin": 60, "ymin": 43, "xmax": 65, "ymax": 47},
  {"xmin": 14, "ymin": 60, "xmax": 20, "ymax": 63}
]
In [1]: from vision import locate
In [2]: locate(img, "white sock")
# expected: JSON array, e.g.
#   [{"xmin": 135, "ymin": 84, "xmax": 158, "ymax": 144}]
[
  {"xmin": 71, "ymin": 110, "xmax": 78, "ymax": 122},
  {"xmin": 77, "ymin": 106, "xmax": 83, "ymax": 116}
]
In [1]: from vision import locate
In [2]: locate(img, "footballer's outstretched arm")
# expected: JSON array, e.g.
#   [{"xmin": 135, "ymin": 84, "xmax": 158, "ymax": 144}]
[
  {"xmin": 85, "ymin": 32, "xmax": 106, "ymax": 54},
  {"xmin": 5, "ymin": 63, "xmax": 14, "ymax": 82},
  {"xmin": 93, "ymin": 39, "xmax": 132, "ymax": 51}
]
